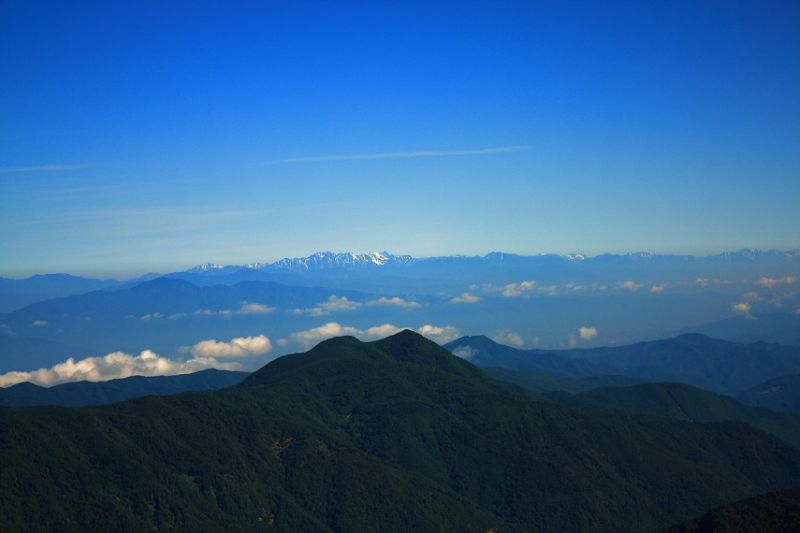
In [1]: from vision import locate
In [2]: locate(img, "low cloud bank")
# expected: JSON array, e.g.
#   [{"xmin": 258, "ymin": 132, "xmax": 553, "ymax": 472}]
[
  {"xmin": 289, "ymin": 322, "xmax": 460, "ymax": 347},
  {"xmin": 0, "ymin": 350, "xmax": 241, "ymax": 388}
]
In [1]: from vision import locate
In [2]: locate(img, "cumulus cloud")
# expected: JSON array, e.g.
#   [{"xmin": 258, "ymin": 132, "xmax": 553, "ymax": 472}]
[
  {"xmin": 732, "ymin": 302, "xmax": 754, "ymax": 318},
  {"xmin": 452, "ymin": 345, "xmax": 480, "ymax": 361},
  {"xmin": 195, "ymin": 302, "xmax": 275, "ymax": 318},
  {"xmin": 290, "ymin": 322, "xmax": 361, "ymax": 346},
  {"xmin": 502, "ymin": 280, "xmax": 536, "ymax": 298},
  {"xmin": 756, "ymin": 276, "xmax": 796, "ymax": 288},
  {"xmin": 365, "ymin": 297, "xmax": 421, "ymax": 309},
  {"xmin": 650, "ymin": 285, "xmax": 665, "ymax": 294},
  {"xmin": 416, "ymin": 324, "xmax": 461, "ymax": 344},
  {"xmin": 695, "ymin": 278, "xmax": 709, "ymax": 287},
  {"xmin": 0, "ymin": 350, "xmax": 240, "ymax": 388},
  {"xmin": 185, "ymin": 334, "xmax": 272, "ymax": 358},
  {"xmin": 620, "ymin": 281, "xmax": 642, "ymax": 291},
  {"xmin": 579, "ymin": 326, "xmax": 598, "ymax": 341},
  {"xmin": 450, "ymin": 292, "xmax": 482, "ymax": 304},
  {"xmin": 362, "ymin": 324, "xmax": 403, "ymax": 338},
  {"xmin": 291, "ymin": 295, "xmax": 361, "ymax": 316},
  {"xmin": 492, "ymin": 330, "xmax": 525, "ymax": 348},
  {"xmin": 288, "ymin": 322, "xmax": 460, "ymax": 347},
  {"xmin": 32, "ymin": 320, "xmax": 49, "ymax": 326},
  {"xmin": 140, "ymin": 312, "xmax": 164, "ymax": 321}
]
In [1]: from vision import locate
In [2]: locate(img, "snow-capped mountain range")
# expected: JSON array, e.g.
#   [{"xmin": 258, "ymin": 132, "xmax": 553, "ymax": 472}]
[{"xmin": 186, "ymin": 248, "xmax": 799, "ymax": 275}]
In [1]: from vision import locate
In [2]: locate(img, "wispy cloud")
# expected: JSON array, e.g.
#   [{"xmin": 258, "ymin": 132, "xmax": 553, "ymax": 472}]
[
  {"xmin": 272, "ymin": 145, "xmax": 531, "ymax": 164},
  {"xmin": 0, "ymin": 164, "xmax": 88, "ymax": 174}
]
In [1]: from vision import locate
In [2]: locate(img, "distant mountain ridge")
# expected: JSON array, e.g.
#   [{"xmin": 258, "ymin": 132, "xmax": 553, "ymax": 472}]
[
  {"xmin": 0, "ymin": 369, "xmax": 249, "ymax": 407},
  {"xmin": 446, "ymin": 334, "xmax": 800, "ymax": 395},
  {"xmin": 184, "ymin": 248, "xmax": 800, "ymax": 274},
  {"xmin": 3, "ymin": 248, "xmax": 797, "ymax": 309}
]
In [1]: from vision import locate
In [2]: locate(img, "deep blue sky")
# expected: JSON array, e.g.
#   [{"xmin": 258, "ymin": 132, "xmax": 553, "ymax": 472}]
[{"xmin": 1, "ymin": 1, "xmax": 799, "ymax": 277}]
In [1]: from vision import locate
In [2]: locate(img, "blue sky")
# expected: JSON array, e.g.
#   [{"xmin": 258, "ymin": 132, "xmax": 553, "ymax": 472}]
[{"xmin": 1, "ymin": 1, "xmax": 799, "ymax": 277}]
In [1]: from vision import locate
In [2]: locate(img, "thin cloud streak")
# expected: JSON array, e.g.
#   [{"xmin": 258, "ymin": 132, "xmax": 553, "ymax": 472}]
[
  {"xmin": 0, "ymin": 164, "xmax": 89, "ymax": 174},
  {"xmin": 272, "ymin": 145, "xmax": 531, "ymax": 164}
]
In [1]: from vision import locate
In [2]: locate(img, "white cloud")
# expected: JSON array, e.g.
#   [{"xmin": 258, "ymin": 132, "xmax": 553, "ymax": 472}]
[
  {"xmin": 416, "ymin": 324, "xmax": 461, "ymax": 344},
  {"xmin": 288, "ymin": 322, "xmax": 460, "ymax": 347},
  {"xmin": 650, "ymin": 285, "xmax": 665, "ymax": 294},
  {"xmin": 695, "ymin": 278, "xmax": 709, "ymax": 287},
  {"xmin": 140, "ymin": 312, "xmax": 164, "ymax": 321},
  {"xmin": 362, "ymin": 324, "xmax": 403, "ymax": 339},
  {"xmin": 620, "ymin": 281, "xmax": 642, "ymax": 291},
  {"xmin": 732, "ymin": 302, "xmax": 754, "ymax": 318},
  {"xmin": 32, "ymin": 320, "xmax": 49, "ymax": 327},
  {"xmin": 276, "ymin": 338, "xmax": 289, "ymax": 346},
  {"xmin": 290, "ymin": 322, "xmax": 361, "ymax": 346},
  {"xmin": 579, "ymin": 326, "xmax": 598, "ymax": 341},
  {"xmin": 291, "ymin": 295, "xmax": 361, "ymax": 316},
  {"xmin": 501, "ymin": 280, "xmax": 536, "ymax": 298},
  {"xmin": 0, "ymin": 324, "xmax": 14, "ymax": 336},
  {"xmin": 452, "ymin": 345, "xmax": 480, "ymax": 361},
  {"xmin": 186, "ymin": 334, "xmax": 272, "ymax": 358},
  {"xmin": 195, "ymin": 302, "xmax": 275, "ymax": 318},
  {"xmin": 0, "ymin": 350, "xmax": 240, "ymax": 388},
  {"xmin": 756, "ymin": 276, "xmax": 796, "ymax": 288},
  {"xmin": 492, "ymin": 330, "xmax": 525, "ymax": 348},
  {"xmin": 238, "ymin": 302, "xmax": 275, "ymax": 314},
  {"xmin": 365, "ymin": 296, "xmax": 421, "ymax": 309},
  {"xmin": 450, "ymin": 292, "xmax": 482, "ymax": 304}
]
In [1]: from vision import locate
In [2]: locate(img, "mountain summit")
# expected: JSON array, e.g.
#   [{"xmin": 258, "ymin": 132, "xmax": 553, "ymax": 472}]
[{"xmin": 3, "ymin": 330, "xmax": 800, "ymax": 531}]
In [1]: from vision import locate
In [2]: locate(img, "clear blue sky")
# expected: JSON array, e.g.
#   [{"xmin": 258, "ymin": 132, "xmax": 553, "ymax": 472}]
[{"xmin": 1, "ymin": 1, "xmax": 798, "ymax": 277}]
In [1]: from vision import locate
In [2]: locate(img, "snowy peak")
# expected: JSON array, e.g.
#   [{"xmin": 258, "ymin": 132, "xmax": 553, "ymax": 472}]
[
  {"xmin": 266, "ymin": 251, "xmax": 414, "ymax": 271},
  {"xmin": 187, "ymin": 262, "xmax": 226, "ymax": 272}
]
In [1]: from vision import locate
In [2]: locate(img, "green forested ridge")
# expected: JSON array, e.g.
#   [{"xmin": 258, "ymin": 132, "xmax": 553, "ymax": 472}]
[
  {"xmin": 541, "ymin": 381, "xmax": 800, "ymax": 448},
  {"xmin": 2, "ymin": 330, "xmax": 800, "ymax": 532},
  {"xmin": 484, "ymin": 366, "xmax": 643, "ymax": 393},
  {"xmin": 738, "ymin": 374, "xmax": 800, "ymax": 413},
  {"xmin": 667, "ymin": 486, "xmax": 800, "ymax": 532}
]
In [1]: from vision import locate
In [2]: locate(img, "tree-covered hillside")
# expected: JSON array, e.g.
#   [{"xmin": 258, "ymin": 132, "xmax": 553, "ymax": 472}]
[{"xmin": 2, "ymin": 331, "xmax": 800, "ymax": 532}]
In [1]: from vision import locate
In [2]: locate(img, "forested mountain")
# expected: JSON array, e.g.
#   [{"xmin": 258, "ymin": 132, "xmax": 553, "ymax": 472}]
[
  {"xmin": 544, "ymin": 382, "xmax": 800, "ymax": 448},
  {"xmin": 2, "ymin": 331, "xmax": 800, "ymax": 531},
  {"xmin": 667, "ymin": 486, "xmax": 800, "ymax": 533},
  {"xmin": 738, "ymin": 374, "xmax": 800, "ymax": 413}
]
